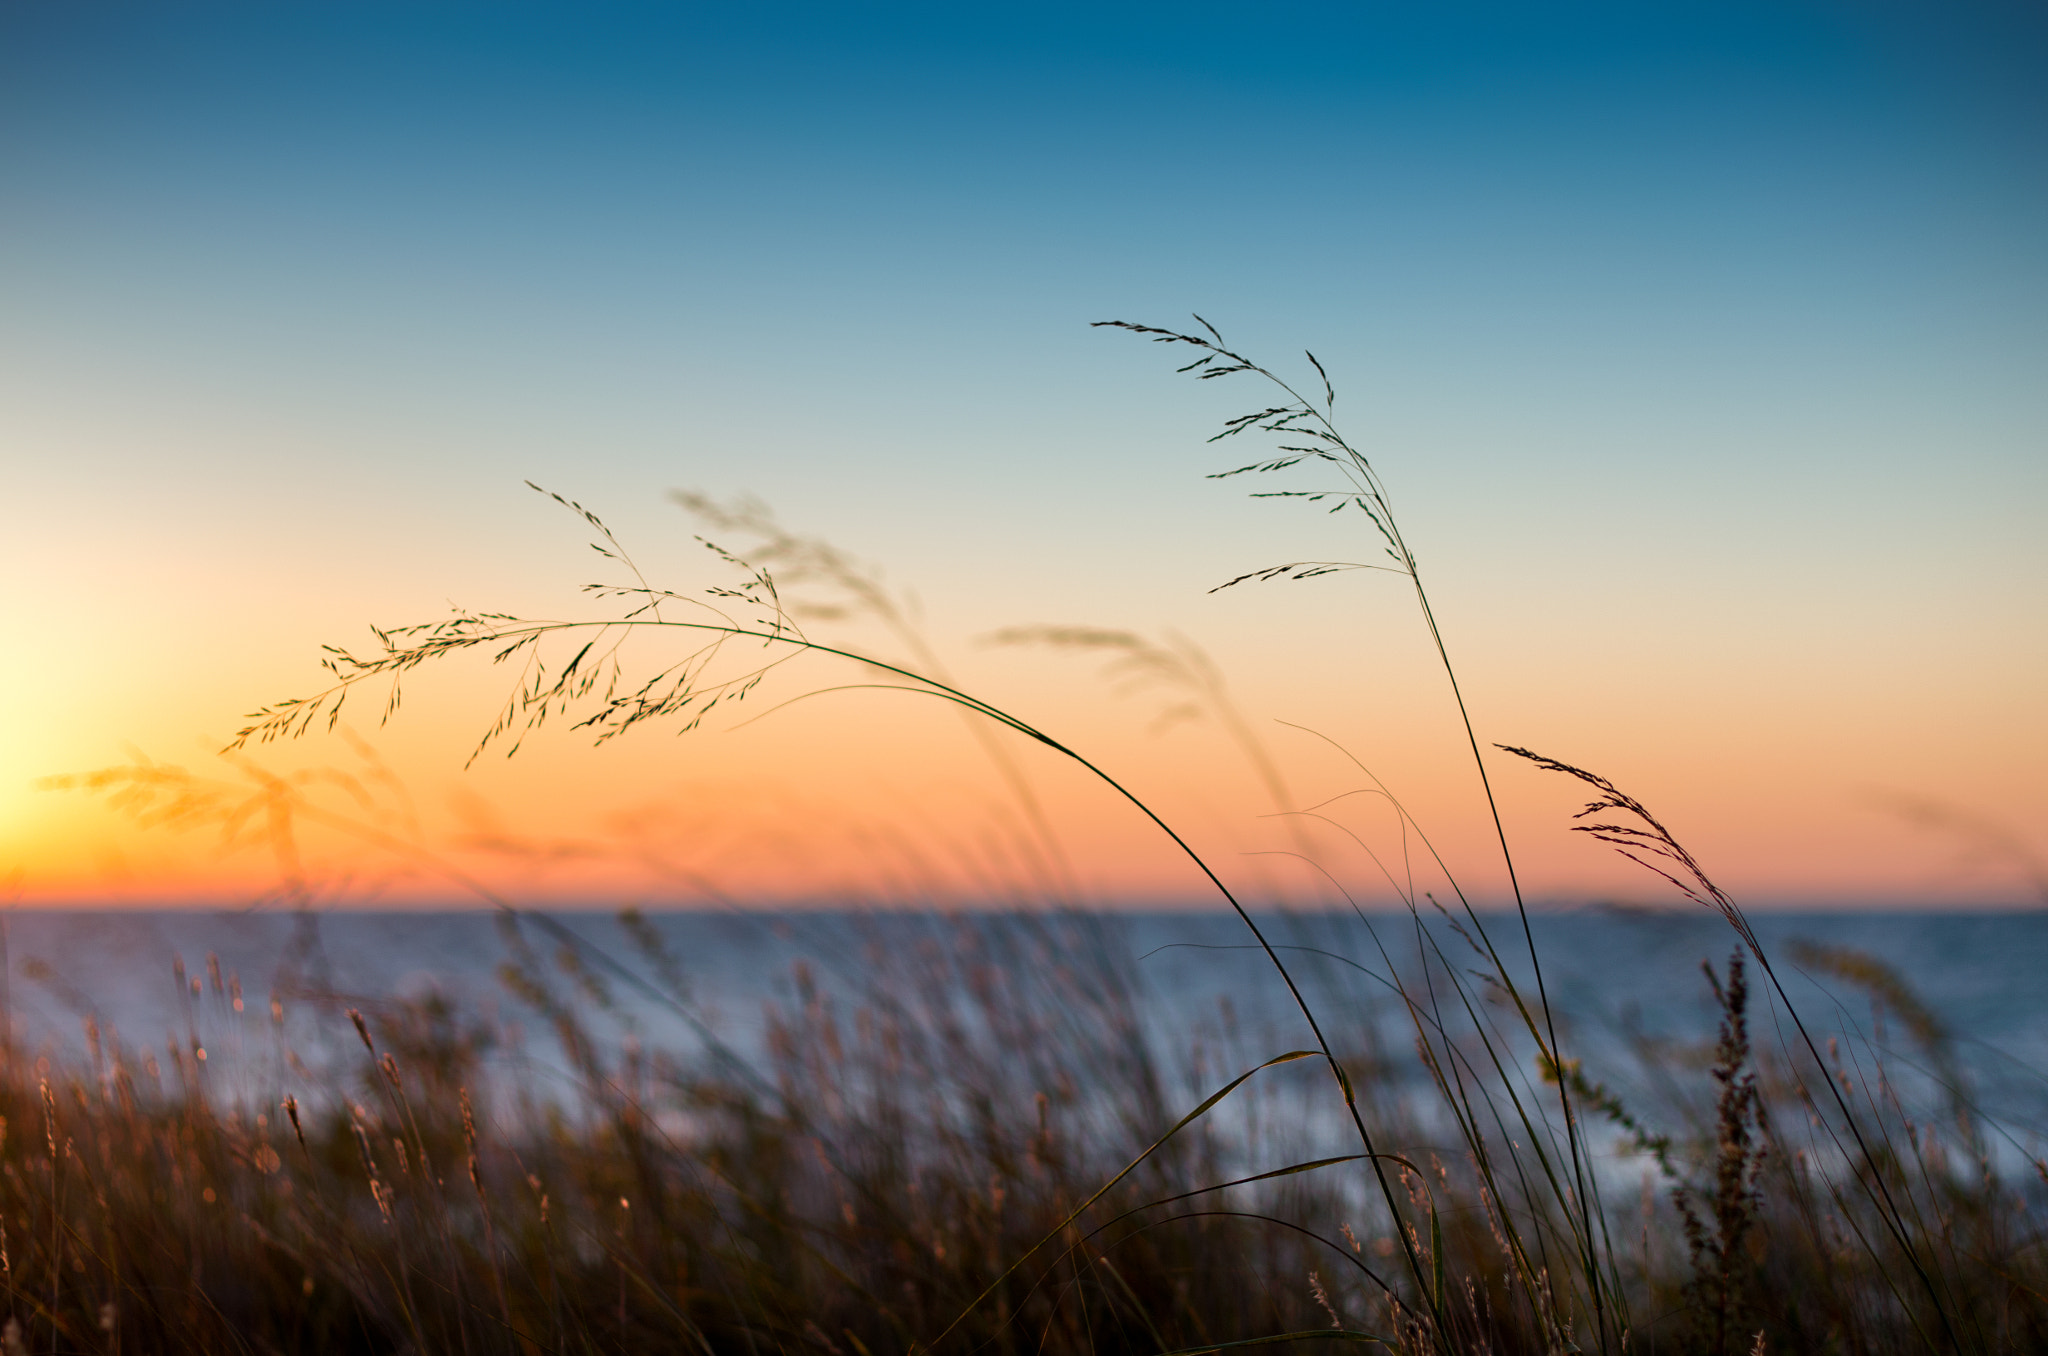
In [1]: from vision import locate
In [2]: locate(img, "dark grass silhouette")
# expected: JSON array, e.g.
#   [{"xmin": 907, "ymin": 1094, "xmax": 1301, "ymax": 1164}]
[{"xmin": 22, "ymin": 318, "xmax": 2044, "ymax": 1353}]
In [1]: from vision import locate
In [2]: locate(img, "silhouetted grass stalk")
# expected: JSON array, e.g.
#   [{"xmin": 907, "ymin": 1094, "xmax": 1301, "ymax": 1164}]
[
  {"xmin": 230, "ymin": 518, "xmax": 1448, "ymax": 1346},
  {"xmin": 20, "ymin": 318, "xmax": 2031, "ymax": 1353},
  {"xmin": 1097, "ymin": 318, "xmax": 1613, "ymax": 1346}
]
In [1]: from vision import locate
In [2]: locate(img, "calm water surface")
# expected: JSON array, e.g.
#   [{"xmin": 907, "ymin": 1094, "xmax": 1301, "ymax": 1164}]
[{"xmin": 5, "ymin": 907, "xmax": 2043, "ymax": 1157}]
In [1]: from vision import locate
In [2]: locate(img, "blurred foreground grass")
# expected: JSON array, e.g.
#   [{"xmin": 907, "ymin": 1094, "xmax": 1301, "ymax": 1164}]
[{"xmin": 0, "ymin": 904, "xmax": 2039, "ymax": 1355}]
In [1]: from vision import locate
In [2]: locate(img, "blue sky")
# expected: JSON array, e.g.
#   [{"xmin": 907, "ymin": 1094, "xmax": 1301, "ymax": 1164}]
[{"xmin": 4, "ymin": 1, "xmax": 2044, "ymax": 905}]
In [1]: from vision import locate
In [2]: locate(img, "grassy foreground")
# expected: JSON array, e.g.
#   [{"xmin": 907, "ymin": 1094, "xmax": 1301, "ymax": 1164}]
[
  {"xmin": 31, "ymin": 319, "xmax": 2048, "ymax": 1353},
  {"xmin": 0, "ymin": 907, "xmax": 2040, "ymax": 1355}
]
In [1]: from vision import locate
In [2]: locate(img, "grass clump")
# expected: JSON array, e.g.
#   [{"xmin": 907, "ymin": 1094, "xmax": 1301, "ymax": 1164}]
[
  {"xmin": 26, "ymin": 317, "xmax": 2048, "ymax": 1352},
  {"xmin": 0, "ymin": 901, "xmax": 2041, "ymax": 1354},
  {"xmin": 0, "ymin": 912, "xmax": 1396, "ymax": 1353}
]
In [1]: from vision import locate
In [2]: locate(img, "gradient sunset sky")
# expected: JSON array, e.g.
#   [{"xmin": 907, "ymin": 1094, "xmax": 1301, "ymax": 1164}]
[{"xmin": 4, "ymin": 1, "xmax": 2044, "ymax": 910}]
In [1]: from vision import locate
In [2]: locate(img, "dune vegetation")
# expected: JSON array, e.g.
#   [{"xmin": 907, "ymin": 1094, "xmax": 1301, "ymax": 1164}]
[{"xmin": 25, "ymin": 321, "xmax": 2047, "ymax": 1354}]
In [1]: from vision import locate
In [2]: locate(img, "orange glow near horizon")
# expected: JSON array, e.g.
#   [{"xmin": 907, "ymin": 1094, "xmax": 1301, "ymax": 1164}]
[
  {"xmin": 7, "ymin": 465, "xmax": 2044, "ymax": 913},
  {"xmin": 12, "ymin": 604, "xmax": 2045, "ymax": 912}
]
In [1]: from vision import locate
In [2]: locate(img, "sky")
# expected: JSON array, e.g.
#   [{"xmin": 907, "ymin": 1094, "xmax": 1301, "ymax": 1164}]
[{"xmin": 3, "ymin": 0, "xmax": 2044, "ymax": 911}]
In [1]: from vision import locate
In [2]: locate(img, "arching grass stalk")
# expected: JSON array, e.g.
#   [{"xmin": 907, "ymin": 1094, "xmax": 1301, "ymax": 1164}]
[
  {"xmin": 230, "ymin": 486, "xmax": 1452, "ymax": 1345},
  {"xmin": 672, "ymin": 491, "xmax": 1085, "ymax": 907},
  {"xmin": 982, "ymin": 626, "xmax": 1324, "ymax": 883},
  {"xmin": 1097, "ymin": 318, "xmax": 1614, "ymax": 1346}
]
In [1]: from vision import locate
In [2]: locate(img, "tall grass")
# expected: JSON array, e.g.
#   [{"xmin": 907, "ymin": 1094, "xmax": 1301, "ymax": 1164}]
[{"xmin": 25, "ymin": 318, "xmax": 2047, "ymax": 1352}]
